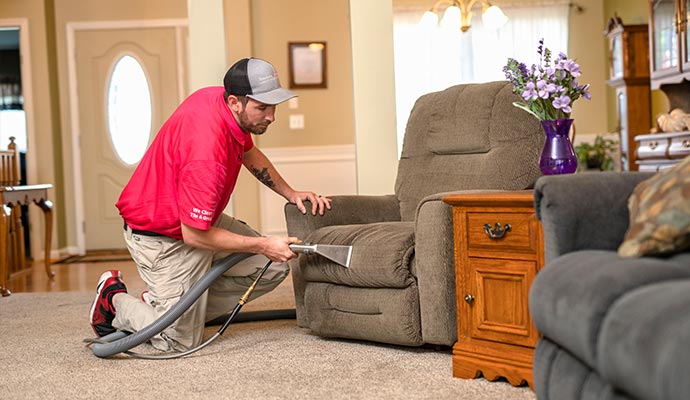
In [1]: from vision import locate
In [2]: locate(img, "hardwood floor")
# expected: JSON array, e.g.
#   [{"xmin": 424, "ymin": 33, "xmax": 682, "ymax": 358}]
[{"xmin": 5, "ymin": 257, "xmax": 146, "ymax": 295}]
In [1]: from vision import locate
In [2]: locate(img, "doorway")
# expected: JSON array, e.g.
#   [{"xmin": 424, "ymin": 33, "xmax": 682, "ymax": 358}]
[
  {"xmin": 67, "ymin": 20, "xmax": 188, "ymax": 252},
  {"xmin": 0, "ymin": 26, "xmax": 30, "ymax": 256}
]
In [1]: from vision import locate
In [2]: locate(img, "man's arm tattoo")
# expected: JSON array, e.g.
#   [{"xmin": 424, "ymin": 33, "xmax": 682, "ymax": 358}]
[{"xmin": 251, "ymin": 167, "xmax": 275, "ymax": 188}]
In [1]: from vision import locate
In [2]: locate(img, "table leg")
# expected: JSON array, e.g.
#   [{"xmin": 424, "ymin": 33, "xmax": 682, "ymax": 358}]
[
  {"xmin": 34, "ymin": 199, "xmax": 54, "ymax": 279},
  {"xmin": 11, "ymin": 204, "xmax": 26, "ymax": 277},
  {"xmin": 0, "ymin": 203, "xmax": 11, "ymax": 297}
]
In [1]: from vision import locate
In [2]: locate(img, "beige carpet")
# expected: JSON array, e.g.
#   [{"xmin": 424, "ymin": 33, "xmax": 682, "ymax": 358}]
[{"xmin": 0, "ymin": 287, "xmax": 536, "ymax": 399}]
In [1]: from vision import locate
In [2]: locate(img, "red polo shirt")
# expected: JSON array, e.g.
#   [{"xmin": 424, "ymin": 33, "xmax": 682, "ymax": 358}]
[{"xmin": 116, "ymin": 86, "xmax": 253, "ymax": 239}]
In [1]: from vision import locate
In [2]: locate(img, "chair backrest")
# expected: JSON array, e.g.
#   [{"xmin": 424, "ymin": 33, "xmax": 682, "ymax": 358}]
[
  {"xmin": 395, "ymin": 81, "xmax": 544, "ymax": 221},
  {"xmin": 0, "ymin": 136, "xmax": 21, "ymax": 186}
]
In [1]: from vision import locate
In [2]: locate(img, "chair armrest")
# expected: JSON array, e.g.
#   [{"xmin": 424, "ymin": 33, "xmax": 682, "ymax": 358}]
[
  {"xmin": 284, "ymin": 194, "xmax": 400, "ymax": 240},
  {"xmin": 534, "ymin": 171, "xmax": 653, "ymax": 261},
  {"xmin": 412, "ymin": 190, "xmax": 505, "ymax": 345},
  {"xmin": 413, "ymin": 194, "xmax": 459, "ymax": 346}
]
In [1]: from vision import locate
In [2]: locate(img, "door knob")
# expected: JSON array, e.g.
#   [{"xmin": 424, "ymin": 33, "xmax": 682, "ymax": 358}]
[{"xmin": 464, "ymin": 294, "xmax": 475, "ymax": 304}]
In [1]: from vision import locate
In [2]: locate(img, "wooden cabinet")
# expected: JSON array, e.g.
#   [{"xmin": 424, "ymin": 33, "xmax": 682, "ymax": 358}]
[
  {"xmin": 444, "ymin": 191, "xmax": 544, "ymax": 389},
  {"xmin": 649, "ymin": 0, "xmax": 690, "ymax": 113},
  {"xmin": 649, "ymin": 0, "xmax": 690, "ymax": 85},
  {"xmin": 605, "ymin": 16, "xmax": 651, "ymax": 171}
]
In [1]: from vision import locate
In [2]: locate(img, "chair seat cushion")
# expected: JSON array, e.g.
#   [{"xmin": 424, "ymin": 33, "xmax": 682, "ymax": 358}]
[{"xmin": 302, "ymin": 221, "xmax": 415, "ymax": 288}]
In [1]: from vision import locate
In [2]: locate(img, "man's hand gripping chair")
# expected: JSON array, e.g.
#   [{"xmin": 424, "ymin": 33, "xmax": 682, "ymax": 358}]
[{"xmin": 285, "ymin": 81, "xmax": 544, "ymax": 346}]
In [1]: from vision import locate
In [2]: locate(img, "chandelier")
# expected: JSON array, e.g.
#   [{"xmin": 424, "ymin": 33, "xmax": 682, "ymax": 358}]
[{"xmin": 419, "ymin": 0, "xmax": 509, "ymax": 32}]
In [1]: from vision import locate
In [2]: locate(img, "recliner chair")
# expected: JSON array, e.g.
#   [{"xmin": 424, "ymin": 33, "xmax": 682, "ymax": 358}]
[{"xmin": 284, "ymin": 81, "xmax": 544, "ymax": 346}]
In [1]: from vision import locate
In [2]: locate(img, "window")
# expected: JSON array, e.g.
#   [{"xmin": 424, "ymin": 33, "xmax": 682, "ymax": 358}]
[
  {"xmin": 0, "ymin": 110, "xmax": 27, "ymax": 152},
  {"xmin": 107, "ymin": 55, "xmax": 152, "ymax": 165},
  {"xmin": 393, "ymin": 3, "xmax": 569, "ymax": 157}
]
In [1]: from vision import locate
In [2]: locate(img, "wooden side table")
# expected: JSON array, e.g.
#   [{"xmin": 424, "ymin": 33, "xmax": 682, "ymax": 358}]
[{"xmin": 443, "ymin": 190, "xmax": 544, "ymax": 389}]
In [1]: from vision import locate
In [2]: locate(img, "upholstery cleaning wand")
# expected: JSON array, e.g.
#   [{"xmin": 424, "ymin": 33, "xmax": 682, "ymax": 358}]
[{"xmin": 87, "ymin": 243, "xmax": 352, "ymax": 359}]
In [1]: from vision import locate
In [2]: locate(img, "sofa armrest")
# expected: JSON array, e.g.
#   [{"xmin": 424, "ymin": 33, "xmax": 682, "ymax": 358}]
[
  {"xmin": 284, "ymin": 194, "xmax": 400, "ymax": 241},
  {"xmin": 534, "ymin": 171, "xmax": 653, "ymax": 261}
]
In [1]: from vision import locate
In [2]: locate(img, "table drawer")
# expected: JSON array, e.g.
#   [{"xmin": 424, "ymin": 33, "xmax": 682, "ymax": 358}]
[
  {"xmin": 636, "ymin": 136, "xmax": 668, "ymax": 159},
  {"xmin": 668, "ymin": 134, "xmax": 690, "ymax": 159},
  {"xmin": 466, "ymin": 212, "xmax": 537, "ymax": 253}
]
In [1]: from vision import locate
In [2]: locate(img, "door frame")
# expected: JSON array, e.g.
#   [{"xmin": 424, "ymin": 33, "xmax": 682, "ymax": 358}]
[
  {"xmin": 0, "ymin": 18, "xmax": 39, "ymax": 258},
  {"xmin": 66, "ymin": 19, "xmax": 188, "ymax": 254}
]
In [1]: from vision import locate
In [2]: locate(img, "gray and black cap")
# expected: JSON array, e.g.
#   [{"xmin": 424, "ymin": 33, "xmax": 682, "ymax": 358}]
[{"xmin": 224, "ymin": 58, "xmax": 297, "ymax": 105}]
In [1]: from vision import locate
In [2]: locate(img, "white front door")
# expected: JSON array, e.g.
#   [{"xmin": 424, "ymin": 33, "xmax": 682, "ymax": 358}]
[{"xmin": 74, "ymin": 25, "xmax": 186, "ymax": 250}]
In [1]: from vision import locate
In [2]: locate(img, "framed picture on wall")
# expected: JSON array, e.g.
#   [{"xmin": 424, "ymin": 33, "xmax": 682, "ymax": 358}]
[{"xmin": 288, "ymin": 42, "xmax": 327, "ymax": 89}]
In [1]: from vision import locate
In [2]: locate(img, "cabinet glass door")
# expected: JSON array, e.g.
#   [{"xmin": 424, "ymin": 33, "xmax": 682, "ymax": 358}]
[
  {"xmin": 618, "ymin": 91, "xmax": 629, "ymax": 170},
  {"xmin": 611, "ymin": 35, "xmax": 624, "ymax": 78},
  {"xmin": 651, "ymin": 0, "xmax": 679, "ymax": 74}
]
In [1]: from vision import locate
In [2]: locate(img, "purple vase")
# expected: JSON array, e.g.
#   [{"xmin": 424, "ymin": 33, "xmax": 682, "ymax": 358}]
[{"xmin": 539, "ymin": 119, "xmax": 578, "ymax": 175}]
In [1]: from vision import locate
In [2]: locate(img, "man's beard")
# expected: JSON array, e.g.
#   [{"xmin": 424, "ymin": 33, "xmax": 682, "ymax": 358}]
[{"xmin": 238, "ymin": 110, "xmax": 270, "ymax": 135}]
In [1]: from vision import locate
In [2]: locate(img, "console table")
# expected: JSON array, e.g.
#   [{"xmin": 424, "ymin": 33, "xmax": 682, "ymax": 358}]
[
  {"xmin": 444, "ymin": 190, "xmax": 544, "ymax": 389},
  {"xmin": 0, "ymin": 184, "xmax": 54, "ymax": 297}
]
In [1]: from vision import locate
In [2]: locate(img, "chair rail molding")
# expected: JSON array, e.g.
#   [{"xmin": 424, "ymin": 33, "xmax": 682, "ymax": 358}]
[{"xmin": 258, "ymin": 145, "xmax": 357, "ymax": 236}]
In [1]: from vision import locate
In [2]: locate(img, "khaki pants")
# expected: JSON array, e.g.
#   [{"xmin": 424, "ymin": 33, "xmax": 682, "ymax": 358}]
[{"xmin": 112, "ymin": 214, "xmax": 289, "ymax": 352}]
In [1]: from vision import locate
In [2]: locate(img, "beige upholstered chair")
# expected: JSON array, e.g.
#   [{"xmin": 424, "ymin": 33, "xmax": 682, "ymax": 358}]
[{"xmin": 284, "ymin": 81, "xmax": 544, "ymax": 346}]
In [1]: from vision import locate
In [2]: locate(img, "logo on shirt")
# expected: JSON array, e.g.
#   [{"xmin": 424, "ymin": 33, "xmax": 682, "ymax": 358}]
[{"xmin": 190, "ymin": 207, "xmax": 213, "ymax": 222}]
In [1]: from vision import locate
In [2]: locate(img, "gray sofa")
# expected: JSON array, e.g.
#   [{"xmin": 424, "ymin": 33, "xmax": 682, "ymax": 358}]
[
  {"xmin": 284, "ymin": 81, "xmax": 544, "ymax": 347},
  {"xmin": 529, "ymin": 172, "xmax": 690, "ymax": 400}
]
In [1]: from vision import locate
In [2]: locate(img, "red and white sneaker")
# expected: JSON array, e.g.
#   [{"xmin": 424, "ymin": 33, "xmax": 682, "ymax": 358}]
[{"xmin": 89, "ymin": 270, "xmax": 127, "ymax": 337}]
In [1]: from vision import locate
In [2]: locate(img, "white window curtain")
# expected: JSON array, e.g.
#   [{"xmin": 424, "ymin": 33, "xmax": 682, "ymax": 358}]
[{"xmin": 393, "ymin": 2, "xmax": 570, "ymax": 156}]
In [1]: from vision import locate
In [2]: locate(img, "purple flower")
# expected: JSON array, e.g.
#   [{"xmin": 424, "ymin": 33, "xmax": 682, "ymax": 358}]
[
  {"xmin": 580, "ymin": 84, "xmax": 591, "ymax": 100},
  {"xmin": 536, "ymin": 80, "xmax": 557, "ymax": 99},
  {"xmin": 555, "ymin": 59, "xmax": 582, "ymax": 77},
  {"xmin": 522, "ymin": 81, "xmax": 538, "ymax": 101},
  {"xmin": 552, "ymin": 95, "xmax": 571, "ymax": 113}
]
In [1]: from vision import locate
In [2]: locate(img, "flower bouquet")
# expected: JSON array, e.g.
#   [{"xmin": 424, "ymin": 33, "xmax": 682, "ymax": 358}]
[
  {"xmin": 503, "ymin": 39, "xmax": 591, "ymax": 175},
  {"xmin": 503, "ymin": 38, "xmax": 591, "ymax": 121}
]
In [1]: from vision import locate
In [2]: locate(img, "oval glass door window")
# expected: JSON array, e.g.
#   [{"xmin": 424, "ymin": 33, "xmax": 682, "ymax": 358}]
[{"xmin": 107, "ymin": 55, "xmax": 152, "ymax": 165}]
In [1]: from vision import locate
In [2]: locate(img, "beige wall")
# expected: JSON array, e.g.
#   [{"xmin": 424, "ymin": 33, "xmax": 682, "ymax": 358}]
[
  {"xmin": 250, "ymin": 0, "xmax": 355, "ymax": 149},
  {"xmin": 229, "ymin": 0, "xmax": 358, "ymax": 226},
  {"xmin": 349, "ymin": 0, "xmax": 397, "ymax": 194},
  {"xmin": 568, "ymin": 0, "xmax": 607, "ymax": 134}
]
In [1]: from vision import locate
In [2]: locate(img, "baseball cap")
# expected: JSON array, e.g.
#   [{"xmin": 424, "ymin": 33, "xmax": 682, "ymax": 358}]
[{"xmin": 223, "ymin": 58, "xmax": 297, "ymax": 105}]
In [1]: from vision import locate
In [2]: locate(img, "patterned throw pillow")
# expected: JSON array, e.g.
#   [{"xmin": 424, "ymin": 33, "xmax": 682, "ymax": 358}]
[{"xmin": 618, "ymin": 156, "xmax": 690, "ymax": 258}]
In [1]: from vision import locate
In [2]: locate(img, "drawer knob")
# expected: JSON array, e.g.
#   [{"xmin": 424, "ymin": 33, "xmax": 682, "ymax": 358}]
[
  {"xmin": 483, "ymin": 222, "xmax": 511, "ymax": 239},
  {"xmin": 464, "ymin": 294, "xmax": 475, "ymax": 304},
  {"xmin": 682, "ymin": 139, "xmax": 690, "ymax": 148},
  {"xmin": 649, "ymin": 141, "xmax": 658, "ymax": 150}
]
